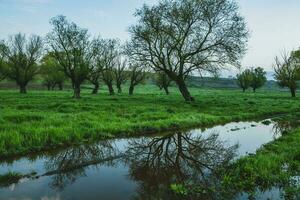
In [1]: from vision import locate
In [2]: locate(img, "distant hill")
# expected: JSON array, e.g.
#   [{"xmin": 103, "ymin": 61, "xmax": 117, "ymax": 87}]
[{"xmin": 186, "ymin": 76, "xmax": 281, "ymax": 90}]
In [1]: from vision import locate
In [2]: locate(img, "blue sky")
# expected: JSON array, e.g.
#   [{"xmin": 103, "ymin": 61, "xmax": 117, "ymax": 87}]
[{"xmin": 1, "ymin": 0, "xmax": 300, "ymax": 74}]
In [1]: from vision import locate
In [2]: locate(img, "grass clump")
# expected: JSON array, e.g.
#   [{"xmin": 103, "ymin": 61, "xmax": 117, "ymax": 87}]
[{"xmin": 0, "ymin": 172, "xmax": 23, "ymax": 187}]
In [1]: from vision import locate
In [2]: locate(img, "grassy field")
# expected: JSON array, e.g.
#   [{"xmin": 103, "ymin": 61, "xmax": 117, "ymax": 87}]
[{"xmin": 0, "ymin": 85, "xmax": 300, "ymax": 158}]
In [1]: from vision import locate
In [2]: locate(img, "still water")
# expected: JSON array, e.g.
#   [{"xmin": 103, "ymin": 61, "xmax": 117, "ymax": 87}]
[{"xmin": 0, "ymin": 118, "xmax": 296, "ymax": 200}]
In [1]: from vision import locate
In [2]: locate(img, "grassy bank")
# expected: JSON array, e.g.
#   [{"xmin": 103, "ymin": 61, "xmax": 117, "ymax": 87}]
[
  {"xmin": 222, "ymin": 118, "xmax": 300, "ymax": 199},
  {"xmin": 0, "ymin": 85, "xmax": 300, "ymax": 158}
]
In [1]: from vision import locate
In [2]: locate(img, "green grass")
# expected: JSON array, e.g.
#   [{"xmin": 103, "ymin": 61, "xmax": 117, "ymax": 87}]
[
  {"xmin": 0, "ymin": 85, "xmax": 300, "ymax": 158},
  {"xmin": 221, "ymin": 124, "xmax": 300, "ymax": 199},
  {"xmin": 0, "ymin": 172, "xmax": 23, "ymax": 187}
]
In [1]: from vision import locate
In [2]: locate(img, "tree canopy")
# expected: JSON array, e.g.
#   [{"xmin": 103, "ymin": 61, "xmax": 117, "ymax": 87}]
[{"xmin": 126, "ymin": 0, "xmax": 248, "ymax": 101}]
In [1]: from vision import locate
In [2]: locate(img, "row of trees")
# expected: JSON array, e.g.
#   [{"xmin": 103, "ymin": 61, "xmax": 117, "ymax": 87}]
[
  {"xmin": 236, "ymin": 49, "xmax": 300, "ymax": 97},
  {"xmin": 236, "ymin": 67, "xmax": 267, "ymax": 92},
  {"xmin": 0, "ymin": 0, "xmax": 249, "ymax": 101}
]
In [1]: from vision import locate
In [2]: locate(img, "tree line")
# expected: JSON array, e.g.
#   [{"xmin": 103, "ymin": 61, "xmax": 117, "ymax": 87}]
[
  {"xmin": 0, "ymin": 0, "xmax": 249, "ymax": 101},
  {"xmin": 236, "ymin": 49, "xmax": 300, "ymax": 97}
]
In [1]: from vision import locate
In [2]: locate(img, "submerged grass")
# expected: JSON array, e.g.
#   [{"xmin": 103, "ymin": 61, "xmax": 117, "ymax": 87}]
[
  {"xmin": 0, "ymin": 85, "xmax": 300, "ymax": 158},
  {"xmin": 0, "ymin": 172, "xmax": 23, "ymax": 187}
]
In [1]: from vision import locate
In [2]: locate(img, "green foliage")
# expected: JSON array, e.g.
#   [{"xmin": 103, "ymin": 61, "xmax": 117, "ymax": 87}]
[
  {"xmin": 40, "ymin": 53, "xmax": 66, "ymax": 90},
  {"xmin": 249, "ymin": 67, "xmax": 267, "ymax": 92},
  {"xmin": 236, "ymin": 69, "xmax": 252, "ymax": 92},
  {"xmin": 170, "ymin": 184, "xmax": 188, "ymax": 196}
]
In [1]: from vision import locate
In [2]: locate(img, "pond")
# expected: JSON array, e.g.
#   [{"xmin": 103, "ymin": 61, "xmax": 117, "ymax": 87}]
[{"xmin": 0, "ymin": 117, "xmax": 297, "ymax": 200}]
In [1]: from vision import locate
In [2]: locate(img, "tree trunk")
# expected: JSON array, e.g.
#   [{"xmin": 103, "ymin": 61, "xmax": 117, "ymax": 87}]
[
  {"xmin": 107, "ymin": 83, "xmax": 115, "ymax": 95},
  {"xmin": 242, "ymin": 88, "xmax": 246, "ymax": 92},
  {"xmin": 253, "ymin": 88, "xmax": 256, "ymax": 93},
  {"xmin": 92, "ymin": 82, "xmax": 99, "ymax": 94},
  {"xmin": 117, "ymin": 84, "xmax": 122, "ymax": 93},
  {"xmin": 20, "ymin": 84, "xmax": 27, "ymax": 94},
  {"xmin": 163, "ymin": 86, "xmax": 169, "ymax": 95},
  {"xmin": 47, "ymin": 84, "xmax": 51, "ymax": 91},
  {"xmin": 129, "ymin": 84, "xmax": 134, "ymax": 95},
  {"xmin": 290, "ymin": 87, "xmax": 296, "ymax": 97},
  {"xmin": 73, "ymin": 83, "xmax": 81, "ymax": 99},
  {"xmin": 175, "ymin": 77, "xmax": 194, "ymax": 102},
  {"xmin": 58, "ymin": 83, "xmax": 63, "ymax": 90}
]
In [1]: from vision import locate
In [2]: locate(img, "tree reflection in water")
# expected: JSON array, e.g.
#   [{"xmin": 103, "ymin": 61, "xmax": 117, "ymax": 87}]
[
  {"xmin": 272, "ymin": 118, "xmax": 300, "ymax": 137},
  {"xmin": 124, "ymin": 132, "xmax": 239, "ymax": 200},
  {"xmin": 43, "ymin": 140, "xmax": 121, "ymax": 190}
]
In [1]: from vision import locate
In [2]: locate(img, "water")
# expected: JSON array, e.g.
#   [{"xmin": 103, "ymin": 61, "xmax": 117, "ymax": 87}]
[{"xmin": 0, "ymin": 118, "xmax": 296, "ymax": 200}]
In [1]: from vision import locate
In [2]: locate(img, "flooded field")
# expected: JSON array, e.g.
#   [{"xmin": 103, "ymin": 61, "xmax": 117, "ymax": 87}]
[{"xmin": 0, "ymin": 118, "xmax": 297, "ymax": 200}]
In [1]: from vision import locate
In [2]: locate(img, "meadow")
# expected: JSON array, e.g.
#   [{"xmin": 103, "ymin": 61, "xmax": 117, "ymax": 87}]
[{"xmin": 0, "ymin": 85, "xmax": 300, "ymax": 158}]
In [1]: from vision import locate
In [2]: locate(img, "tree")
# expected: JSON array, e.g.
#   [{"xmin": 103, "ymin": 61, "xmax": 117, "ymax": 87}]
[
  {"xmin": 114, "ymin": 59, "xmax": 128, "ymax": 93},
  {"xmin": 88, "ymin": 66, "xmax": 101, "ymax": 94},
  {"xmin": 155, "ymin": 72, "xmax": 172, "ymax": 95},
  {"xmin": 128, "ymin": 63, "xmax": 146, "ymax": 95},
  {"xmin": 0, "ymin": 33, "xmax": 43, "ymax": 93},
  {"xmin": 274, "ymin": 51, "xmax": 300, "ymax": 97},
  {"xmin": 236, "ymin": 69, "xmax": 252, "ymax": 92},
  {"xmin": 47, "ymin": 15, "xmax": 97, "ymax": 98},
  {"xmin": 95, "ymin": 39, "xmax": 119, "ymax": 96},
  {"xmin": 126, "ymin": 0, "xmax": 248, "ymax": 101},
  {"xmin": 0, "ymin": 61, "xmax": 6, "ymax": 82},
  {"xmin": 249, "ymin": 67, "xmax": 266, "ymax": 92},
  {"xmin": 41, "ymin": 53, "xmax": 66, "ymax": 91}
]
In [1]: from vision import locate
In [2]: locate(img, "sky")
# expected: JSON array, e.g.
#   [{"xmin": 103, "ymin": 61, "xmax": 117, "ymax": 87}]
[{"xmin": 1, "ymin": 0, "xmax": 300, "ymax": 77}]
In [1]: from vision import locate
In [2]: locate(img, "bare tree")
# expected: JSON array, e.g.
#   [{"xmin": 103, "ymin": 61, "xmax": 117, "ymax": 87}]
[
  {"xmin": 126, "ymin": 0, "xmax": 248, "ymax": 101},
  {"xmin": 96, "ymin": 39, "xmax": 119, "ymax": 96},
  {"xmin": 155, "ymin": 72, "xmax": 172, "ymax": 95},
  {"xmin": 128, "ymin": 63, "xmax": 146, "ymax": 95},
  {"xmin": 47, "ymin": 15, "xmax": 97, "ymax": 98},
  {"xmin": 114, "ymin": 59, "xmax": 128, "ymax": 93},
  {"xmin": 274, "ymin": 51, "xmax": 300, "ymax": 97},
  {"xmin": 0, "ymin": 33, "xmax": 43, "ymax": 93}
]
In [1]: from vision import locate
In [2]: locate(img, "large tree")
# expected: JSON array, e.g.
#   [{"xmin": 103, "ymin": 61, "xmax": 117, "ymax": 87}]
[
  {"xmin": 47, "ymin": 15, "xmax": 97, "ymax": 98},
  {"xmin": 0, "ymin": 33, "xmax": 43, "ymax": 93},
  {"xmin": 126, "ymin": 0, "xmax": 248, "ymax": 101},
  {"xmin": 274, "ymin": 51, "xmax": 300, "ymax": 97},
  {"xmin": 249, "ymin": 67, "xmax": 266, "ymax": 92}
]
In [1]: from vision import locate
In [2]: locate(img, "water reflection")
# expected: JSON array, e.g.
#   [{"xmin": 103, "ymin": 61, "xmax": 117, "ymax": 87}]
[
  {"xmin": 124, "ymin": 132, "xmax": 238, "ymax": 199},
  {"xmin": 0, "ymin": 118, "xmax": 298, "ymax": 200},
  {"xmin": 42, "ymin": 141, "xmax": 121, "ymax": 190}
]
